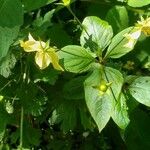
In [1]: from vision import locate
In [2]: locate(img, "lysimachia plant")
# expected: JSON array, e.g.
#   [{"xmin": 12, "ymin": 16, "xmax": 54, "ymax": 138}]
[
  {"xmin": 0, "ymin": 0, "xmax": 150, "ymax": 149},
  {"xmin": 59, "ymin": 14, "xmax": 150, "ymax": 131}
]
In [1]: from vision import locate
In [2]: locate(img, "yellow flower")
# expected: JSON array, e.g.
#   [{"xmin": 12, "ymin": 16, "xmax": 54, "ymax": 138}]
[
  {"xmin": 20, "ymin": 33, "xmax": 63, "ymax": 71},
  {"xmin": 20, "ymin": 33, "xmax": 46, "ymax": 52},
  {"xmin": 136, "ymin": 16, "xmax": 150, "ymax": 36},
  {"xmin": 98, "ymin": 80, "xmax": 112, "ymax": 95},
  {"xmin": 123, "ymin": 29, "xmax": 141, "ymax": 49},
  {"xmin": 62, "ymin": 0, "xmax": 70, "ymax": 6},
  {"xmin": 123, "ymin": 17, "xmax": 150, "ymax": 49}
]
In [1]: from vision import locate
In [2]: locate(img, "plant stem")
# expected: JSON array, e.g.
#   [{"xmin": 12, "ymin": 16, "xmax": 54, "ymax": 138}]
[
  {"xmin": 103, "ymin": 68, "xmax": 117, "ymax": 102},
  {"xmin": 67, "ymin": 6, "xmax": 90, "ymax": 37},
  {"xmin": 20, "ymin": 106, "xmax": 24, "ymax": 149},
  {"xmin": 0, "ymin": 80, "xmax": 13, "ymax": 93}
]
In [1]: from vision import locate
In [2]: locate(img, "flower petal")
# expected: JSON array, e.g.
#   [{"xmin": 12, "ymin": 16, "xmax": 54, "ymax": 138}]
[
  {"xmin": 136, "ymin": 17, "xmax": 150, "ymax": 36},
  {"xmin": 62, "ymin": 0, "xmax": 70, "ymax": 6},
  {"xmin": 35, "ymin": 51, "xmax": 51, "ymax": 69},
  {"xmin": 142, "ymin": 26, "xmax": 150, "ymax": 36},
  {"xmin": 28, "ymin": 33, "xmax": 36, "ymax": 41},
  {"xmin": 47, "ymin": 50, "xmax": 64, "ymax": 71},
  {"xmin": 20, "ymin": 40, "xmax": 40, "ymax": 52},
  {"xmin": 123, "ymin": 39, "xmax": 135, "ymax": 49},
  {"xmin": 123, "ymin": 29, "xmax": 141, "ymax": 49},
  {"xmin": 20, "ymin": 33, "xmax": 47, "ymax": 52}
]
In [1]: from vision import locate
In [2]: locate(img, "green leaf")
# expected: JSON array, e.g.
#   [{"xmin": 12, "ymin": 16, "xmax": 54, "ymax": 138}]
[
  {"xmin": 25, "ymin": 96, "xmax": 47, "ymax": 117},
  {"xmin": 80, "ymin": 16, "xmax": 113, "ymax": 54},
  {"xmin": 0, "ymin": 52, "xmax": 16, "ymax": 78},
  {"xmin": 106, "ymin": 6, "xmax": 129, "ymax": 34},
  {"xmin": 0, "ymin": 120, "xmax": 6, "ymax": 142},
  {"xmin": 0, "ymin": 0, "xmax": 23, "ymax": 28},
  {"xmin": 105, "ymin": 27, "xmax": 137, "ymax": 59},
  {"xmin": 33, "ymin": 67, "xmax": 60, "ymax": 85},
  {"xmin": 24, "ymin": 125, "xmax": 41, "ymax": 147},
  {"xmin": 59, "ymin": 45, "xmax": 95, "ymax": 73},
  {"xmin": 47, "ymin": 139, "xmax": 71, "ymax": 150},
  {"xmin": 0, "ymin": 104, "xmax": 9, "ymax": 141},
  {"xmin": 22, "ymin": 0, "xmax": 56, "ymax": 12},
  {"xmin": 32, "ymin": 9, "xmax": 55, "ymax": 37},
  {"xmin": 104, "ymin": 67, "xmax": 124, "ymax": 99},
  {"xmin": 79, "ymin": 106, "xmax": 93, "ymax": 130},
  {"xmin": 111, "ymin": 93, "xmax": 130, "ymax": 129},
  {"xmin": 17, "ymin": 82, "xmax": 47, "ymax": 116},
  {"xmin": 0, "ymin": 0, "xmax": 23, "ymax": 61},
  {"xmin": 0, "ymin": 27, "xmax": 19, "ymax": 61},
  {"xmin": 84, "ymin": 85, "xmax": 112, "ymax": 132},
  {"xmin": 12, "ymin": 122, "xmax": 42, "ymax": 147},
  {"xmin": 129, "ymin": 77, "xmax": 150, "ymax": 107},
  {"xmin": 127, "ymin": 0, "xmax": 150, "ymax": 7},
  {"xmin": 63, "ymin": 76, "xmax": 85, "ymax": 100},
  {"xmin": 84, "ymin": 66, "xmax": 123, "ymax": 132},
  {"xmin": 125, "ymin": 109, "xmax": 150, "ymax": 150},
  {"xmin": 49, "ymin": 101, "xmax": 77, "ymax": 132},
  {"xmin": 32, "ymin": 9, "xmax": 55, "ymax": 28},
  {"xmin": 0, "ymin": 144, "xmax": 9, "ymax": 150}
]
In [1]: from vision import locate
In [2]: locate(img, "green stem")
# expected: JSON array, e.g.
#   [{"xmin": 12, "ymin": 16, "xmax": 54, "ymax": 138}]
[
  {"xmin": 20, "ymin": 106, "xmax": 24, "ymax": 149},
  {"xmin": 103, "ymin": 68, "xmax": 117, "ymax": 102},
  {"xmin": 0, "ymin": 80, "xmax": 13, "ymax": 93},
  {"xmin": 67, "ymin": 6, "xmax": 90, "ymax": 37}
]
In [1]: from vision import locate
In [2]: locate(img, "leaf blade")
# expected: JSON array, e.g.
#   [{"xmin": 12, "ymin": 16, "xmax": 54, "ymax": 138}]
[
  {"xmin": 105, "ymin": 27, "xmax": 139, "ymax": 59},
  {"xmin": 128, "ymin": 0, "xmax": 150, "ymax": 7},
  {"xmin": 84, "ymin": 66, "xmax": 124, "ymax": 132},
  {"xmin": 80, "ymin": 16, "xmax": 113, "ymax": 54},
  {"xmin": 59, "ymin": 45, "xmax": 95, "ymax": 73},
  {"xmin": 111, "ymin": 93, "xmax": 130, "ymax": 129},
  {"xmin": 129, "ymin": 77, "xmax": 150, "ymax": 107}
]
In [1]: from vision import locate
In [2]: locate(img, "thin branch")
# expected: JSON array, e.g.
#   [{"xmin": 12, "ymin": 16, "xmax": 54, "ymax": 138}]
[
  {"xmin": 67, "ymin": 6, "xmax": 90, "ymax": 37},
  {"xmin": 19, "ymin": 106, "xmax": 24, "ymax": 149},
  {"xmin": 0, "ymin": 80, "xmax": 13, "ymax": 93}
]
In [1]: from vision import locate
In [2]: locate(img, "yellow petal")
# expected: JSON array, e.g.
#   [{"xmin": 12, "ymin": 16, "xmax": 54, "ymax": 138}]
[
  {"xmin": 125, "ymin": 30, "xmax": 141, "ymax": 40},
  {"xmin": 28, "ymin": 33, "xmax": 36, "ymax": 41},
  {"xmin": 142, "ymin": 26, "xmax": 150, "ymax": 36},
  {"xmin": 123, "ymin": 39, "xmax": 135, "ymax": 49},
  {"xmin": 123, "ymin": 30, "xmax": 141, "ymax": 49},
  {"xmin": 20, "ymin": 40, "xmax": 40, "ymax": 52},
  {"xmin": 35, "ymin": 51, "xmax": 51, "ymax": 69},
  {"xmin": 62, "ymin": 0, "xmax": 70, "ymax": 6},
  {"xmin": 131, "ymin": 30, "xmax": 141, "ymax": 39},
  {"xmin": 136, "ymin": 17, "xmax": 150, "ymax": 36},
  {"xmin": 20, "ymin": 33, "xmax": 47, "ymax": 52},
  {"xmin": 47, "ymin": 50, "xmax": 64, "ymax": 71},
  {"xmin": 28, "ymin": 33, "xmax": 46, "ymax": 49}
]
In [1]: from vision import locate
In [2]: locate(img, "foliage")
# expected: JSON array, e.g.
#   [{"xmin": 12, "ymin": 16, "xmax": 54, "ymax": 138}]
[{"xmin": 0, "ymin": 0, "xmax": 150, "ymax": 149}]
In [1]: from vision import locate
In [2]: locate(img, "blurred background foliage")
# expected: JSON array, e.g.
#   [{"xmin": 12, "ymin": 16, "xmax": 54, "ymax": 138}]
[{"xmin": 0, "ymin": 0, "xmax": 150, "ymax": 149}]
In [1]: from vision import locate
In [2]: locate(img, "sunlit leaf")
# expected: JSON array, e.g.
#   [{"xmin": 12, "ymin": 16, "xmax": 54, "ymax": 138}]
[
  {"xmin": 59, "ymin": 45, "xmax": 95, "ymax": 73},
  {"xmin": 129, "ymin": 77, "xmax": 150, "ymax": 107},
  {"xmin": 80, "ymin": 16, "xmax": 113, "ymax": 54}
]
